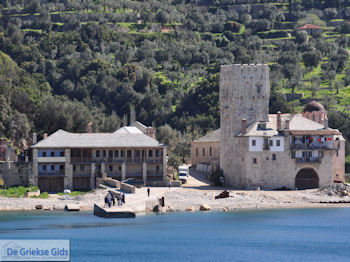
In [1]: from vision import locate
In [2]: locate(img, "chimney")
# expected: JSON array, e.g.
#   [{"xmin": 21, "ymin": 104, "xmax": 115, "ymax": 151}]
[
  {"xmin": 32, "ymin": 133, "xmax": 37, "ymax": 144},
  {"xmin": 87, "ymin": 122, "xmax": 93, "ymax": 133},
  {"xmin": 241, "ymin": 119, "xmax": 247, "ymax": 135},
  {"xmin": 285, "ymin": 120, "xmax": 290, "ymax": 130},
  {"xmin": 43, "ymin": 133, "xmax": 48, "ymax": 140},
  {"xmin": 146, "ymin": 127, "xmax": 155, "ymax": 139},
  {"xmin": 324, "ymin": 118, "xmax": 328, "ymax": 129},
  {"xmin": 277, "ymin": 111, "xmax": 281, "ymax": 130}
]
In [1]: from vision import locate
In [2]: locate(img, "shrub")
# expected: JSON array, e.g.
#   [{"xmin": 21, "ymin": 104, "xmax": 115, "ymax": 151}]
[
  {"xmin": 210, "ymin": 168, "xmax": 224, "ymax": 186},
  {"xmin": 31, "ymin": 192, "xmax": 49, "ymax": 199}
]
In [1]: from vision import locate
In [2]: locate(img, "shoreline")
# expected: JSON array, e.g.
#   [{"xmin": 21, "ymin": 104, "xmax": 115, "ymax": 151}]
[
  {"xmin": 1, "ymin": 186, "xmax": 350, "ymax": 215},
  {"xmin": 1, "ymin": 202, "xmax": 350, "ymax": 214}
]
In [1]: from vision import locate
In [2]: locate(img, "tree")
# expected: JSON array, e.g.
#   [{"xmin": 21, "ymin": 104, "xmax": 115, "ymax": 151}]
[
  {"xmin": 302, "ymin": 50, "xmax": 322, "ymax": 68},
  {"xmin": 310, "ymin": 76, "xmax": 321, "ymax": 96}
]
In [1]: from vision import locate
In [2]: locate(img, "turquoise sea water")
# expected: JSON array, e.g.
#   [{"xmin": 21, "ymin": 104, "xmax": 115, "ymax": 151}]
[{"xmin": 0, "ymin": 208, "xmax": 350, "ymax": 262}]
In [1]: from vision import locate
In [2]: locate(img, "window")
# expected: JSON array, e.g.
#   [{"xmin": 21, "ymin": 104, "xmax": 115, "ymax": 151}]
[
  {"xmin": 51, "ymin": 152, "xmax": 55, "ymax": 157},
  {"xmin": 253, "ymin": 158, "xmax": 257, "ymax": 164},
  {"xmin": 114, "ymin": 150, "xmax": 119, "ymax": 158},
  {"xmin": 127, "ymin": 150, "xmax": 132, "ymax": 158},
  {"xmin": 80, "ymin": 165, "xmax": 84, "ymax": 171},
  {"xmin": 156, "ymin": 150, "xmax": 160, "ymax": 157},
  {"xmin": 42, "ymin": 165, "xmax": 46, "ymax": 171},
  {"xmin": 203, "ymin": 148, "xmax": 205, "ymax": 156},
  {"xmin": 291, "ymin": 151, "xmax": 295, "ymax": 159},
  {"xmin": 42, "ymin": 151, "xmax": 47, "ymax": 157},
  {"xmin": 272, "ymin": 154, "xmax": 276, "ymax": 160},
  {"xmin": 108, "ymin": 150, "xmax": 113, "ymax": 158},
  {"xmin": 121, "ymin": 150, "xmax": 124, "ymax": 157},
  {"xmin": 59, "ymin": 165, "xmax": 64, "ymax": 170},
  {"xmin": 73, "ymin": 165, "xmax": 76, "ymax": 172},
  {"xmin": 119, "ymin": 166, "xmax": 121, "ymax": 171},
  {"xmin": 210, "ymin": 147, "xmax": 212, "ymax": 157},
  {"xmin": 257, "ymin": 83, "xmax": 261, "ymax": 94},
  {"xmin": 319, "ymin": 151, "xmax": 323, "ymax": 159},
  {"xmin": 96, "ymin": 150, "xmax": 100, "ymax": 157},
  {"xmin": 196, "ymin": 148, "xmax": 198, "ymax": 156},
  {"xmin": 102, "ymin": 150, "xmax": 106, "ymax": 157},
  {"xmin": 252, "ymin": 140, "xmax": 256, "ymax": 146},
  {"xmin": 60, "ymin": 151, "xmax": 64, "ymax": 157},
  {"xmin": 109, "ymin": 165, "xmax": 113, "ymax": 172},
  {"xmin": 156, "ymin": 166, "xmax": 160, "ymax": 172},
  {"xmin": 51, "ymin": 165, "xmax": 55, "ymax": 171},
  {"xmin": 149, "ymin": 150, "xmax": 153, "ymax": 157},
  {"xmin": 269, "ymin": 140, "xmax": 273, "ymax": 147},
  {"xmin": 276, "ymin": 140, "xmax": 280, "ymax": 147}
]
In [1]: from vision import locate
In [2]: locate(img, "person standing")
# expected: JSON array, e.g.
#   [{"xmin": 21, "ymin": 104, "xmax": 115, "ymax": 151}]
[
  {"xmin": 168, "ymin": 181, "xmax": 171, "ymax": 189},
  {"xmin": 147, "ymin": 187, "xmax": 150, "ymax": 197},
  {"xmin": 122, "ymin": 193, "xmax": 125, "ymax": 204}
]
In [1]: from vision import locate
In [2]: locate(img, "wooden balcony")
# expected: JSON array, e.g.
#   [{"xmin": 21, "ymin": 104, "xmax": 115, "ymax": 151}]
[{"xmin": 38, "ymin": 171, "xmax": 64, "ymax": 177}]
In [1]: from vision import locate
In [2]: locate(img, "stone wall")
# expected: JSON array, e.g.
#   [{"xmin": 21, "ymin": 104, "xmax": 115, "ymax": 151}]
[
  {"xmin": 0, "ymin": 162, "xmax": 32, "ymax": 187},
  {"xmin": 220, "ymin": 64, "xmax": 270, "ymax": 187},
  {"xmin": 243, "ymin": 135, "xmax": 335, "ymax": 189},
  {"xmin": 333, "ymin": 139, "xmax": 346, "ymax": 182},
  {"xmin": 191, "ymin": 141, "xmax": 220, "ymax": 167}
]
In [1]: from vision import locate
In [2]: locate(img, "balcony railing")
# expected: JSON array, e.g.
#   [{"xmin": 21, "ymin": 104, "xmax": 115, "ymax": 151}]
[
  {"xmin": 263, "ymin": 145, "xmax": 270, "ymax": 151},
  {"xmin": 71, "ymin": 157, "xmax": 163, "ymax": 164},
  {"xmin": 107, "ymin": 173, "xmax": 122, "ymax": 177},
  {"xmin": 290, "ymin": 143, "xmax": 338, "ymax": 150},
  {"xmin": 73, "ymin": 173, "xmax": 90, "ymax": 177},
  {"xmin": 38, "ymin": 171, "xmax": 64, "ymax": 176},
  {"xmin": 295, "ymin": 157, "xmax": 320, "ymax": 163},
  {"xmin": 147, "ymin": 159, "xmax": 163, "ymax": 164},
  {"xmin": 147, "ymin": 172, "xmax": 163, "ymax": 177}
]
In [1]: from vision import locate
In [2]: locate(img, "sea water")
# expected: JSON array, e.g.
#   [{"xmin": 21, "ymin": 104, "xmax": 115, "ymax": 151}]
[{"xmin": 0, "ymin": 208, "xmax": 350, "ymax": 262}]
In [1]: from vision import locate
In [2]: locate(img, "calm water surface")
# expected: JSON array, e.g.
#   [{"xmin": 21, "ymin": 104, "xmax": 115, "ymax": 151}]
[{"xmin": 0, "ymin": 208, "xmax": 350, "ymax": 262}]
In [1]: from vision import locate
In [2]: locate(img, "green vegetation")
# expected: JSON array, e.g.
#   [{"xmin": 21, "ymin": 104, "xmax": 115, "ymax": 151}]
[
  {"xmin": 0, "ymin": 186, "xmax": 39, "ymax": 198},
  {"xmin": 57, "ymin": 191, "xmax": 91, "ymax": 197},
  {"xmin": 31, "ymin": 192, "xmax": 49, "ymax": 199},
  {"xmin": 1, "ymin": 0, "xmax": 350, "ymax": 162}
]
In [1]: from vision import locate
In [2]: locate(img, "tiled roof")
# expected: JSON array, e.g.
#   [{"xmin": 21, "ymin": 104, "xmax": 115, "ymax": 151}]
[
  {"xmin": 113, "ymin": 126, "xmax": 143, "ymax": 134},
  {"xmin": 297, "ymin": 24, "xmax": 322, "ymax": 30},
  {"xmin": 32, "ymin": 129, "xmax": 164, "ymax": 149},
  {"xmin": 237, "ymin": 114, "xmax": 341, "ymax": 137},
  {"xmin": 193, "ymin": 129, "xmax": 220, "ymax": 143}
]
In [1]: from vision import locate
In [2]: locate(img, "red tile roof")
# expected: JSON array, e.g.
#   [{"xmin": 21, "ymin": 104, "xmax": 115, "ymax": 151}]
[{"xmin": 297, "ymin": 24, "xmax": 322, "ymax": 30}]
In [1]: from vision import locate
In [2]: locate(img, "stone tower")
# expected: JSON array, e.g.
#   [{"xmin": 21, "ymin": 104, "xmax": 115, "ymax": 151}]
[{"xmin": 220, "ymin": 64, "xmax": 270, "ymax": 186}]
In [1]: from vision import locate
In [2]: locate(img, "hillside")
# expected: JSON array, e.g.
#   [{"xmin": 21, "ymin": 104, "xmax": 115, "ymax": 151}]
[{"xmin": 1, "ymin": 0, "xmax": 350, "ymax": 161}]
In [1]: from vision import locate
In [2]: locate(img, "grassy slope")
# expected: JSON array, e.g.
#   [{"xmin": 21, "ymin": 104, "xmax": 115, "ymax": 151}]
[{"xmin": 3, "ymin": 2, "xmax": 350, "ymax": 114}]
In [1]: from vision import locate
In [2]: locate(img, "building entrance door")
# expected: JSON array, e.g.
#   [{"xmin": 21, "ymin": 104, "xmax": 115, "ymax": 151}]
[{"xmin": 295, "ymin": 168, "xmax": 319, "ymax": 189}]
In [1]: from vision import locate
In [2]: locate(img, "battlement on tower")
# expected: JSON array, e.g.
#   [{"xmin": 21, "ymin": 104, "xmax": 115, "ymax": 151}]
[{"xmin": 220, "ymin": 64, "xmax": 270, "ymax": 102}]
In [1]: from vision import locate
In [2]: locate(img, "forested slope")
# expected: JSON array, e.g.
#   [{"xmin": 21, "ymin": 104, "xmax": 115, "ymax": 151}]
[{"xmin": 1, "ymin": 0, "xmax": 350, "ymax": 162}]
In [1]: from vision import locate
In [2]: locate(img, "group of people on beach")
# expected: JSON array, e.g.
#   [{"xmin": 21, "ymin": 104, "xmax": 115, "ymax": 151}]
[{"xmin": 105, "ymin": 191, "xmax": 125, "ymax": 208}]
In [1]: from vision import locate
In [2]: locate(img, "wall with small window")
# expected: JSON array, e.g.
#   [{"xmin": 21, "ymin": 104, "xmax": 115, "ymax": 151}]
[
  {"xmin": 38, "ymin": 149, "xmax": 65, "ymax": 157},
  {"xmin": 249, "ymin": 137, "xmax": 263, "ymax": 151},
  {"xmin": 38, "ymin": 164, "xmax": 64, "ymax": 174},
  {"xmin": 269, "ymin": 137, "xmax": 284, "ymax": 152},
  {"xmin": 190, "ymin": 142, "xmax": 220, "ymax": 166}
]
